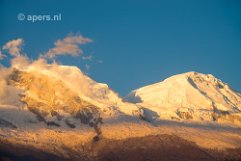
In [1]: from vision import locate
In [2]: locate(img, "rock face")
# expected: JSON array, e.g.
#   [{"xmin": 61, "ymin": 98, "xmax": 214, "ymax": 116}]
[{"xmin": 127, "ymin": 72, "xmax": 241, "ymax": 125}]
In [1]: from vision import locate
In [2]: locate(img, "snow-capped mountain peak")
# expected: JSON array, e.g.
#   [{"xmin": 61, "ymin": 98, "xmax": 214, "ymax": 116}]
[
  {"xmin": 0, "ymin": 62, "xmax": 138, "ymax": 130},
  {"xmin": 127, "ymin": 72, "xmax": 241, "ymax": 125}
]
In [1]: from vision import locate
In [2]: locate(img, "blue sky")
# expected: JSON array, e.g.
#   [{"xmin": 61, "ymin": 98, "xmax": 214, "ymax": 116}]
[{"xmin": 0, "ymin": 0, "xmax": 241, "ymax": 95}]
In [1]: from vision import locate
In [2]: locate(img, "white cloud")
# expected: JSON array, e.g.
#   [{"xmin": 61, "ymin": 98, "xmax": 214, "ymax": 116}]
[
  {"xmin": 2, "ymin": 38, "xmax": 24, "ymax": 56},
  {"xmin": 44, "ymin": 34, "xmax": 92, "ymax": 59}
]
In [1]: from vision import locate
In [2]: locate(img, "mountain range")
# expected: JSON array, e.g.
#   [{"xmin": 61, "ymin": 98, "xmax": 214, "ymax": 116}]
[{"xmin": 0, "ymin": 61, "xmax": 241, "ymax": 161}]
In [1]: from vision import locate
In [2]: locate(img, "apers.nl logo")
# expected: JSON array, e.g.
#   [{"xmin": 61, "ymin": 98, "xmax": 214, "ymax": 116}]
[{"xmin": 17, "ymin": 13, "xmax": 61, "ymax": 22}]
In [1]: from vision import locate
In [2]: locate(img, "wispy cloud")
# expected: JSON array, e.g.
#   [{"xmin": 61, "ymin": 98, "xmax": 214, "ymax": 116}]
[
  {"xmin": 82, "ymin": 55, "xmax": 92, "ymax": 61},
  {"xmin": 2, "ymin": 38, "xmax": 24, "ymax": 56},
  {"xmin": 85, "ymin": 64, "xmax": 90, "ymax": 71},
  {"xmin": 97, "ymin": 60, "xmax": 103, "ymax": 64},
  {"xmin": 0, "ymin": 51, "xmax": 6, "ymax": 60},
  {"xmin": 44, "ymin": 34, "xmax": 92, "ymax": 59}
]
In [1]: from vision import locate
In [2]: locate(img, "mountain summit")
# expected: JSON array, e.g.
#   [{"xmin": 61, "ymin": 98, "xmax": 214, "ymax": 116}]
[{"xmin": 127, "ymin": 72, "xmax": 241, "ymax": 125}]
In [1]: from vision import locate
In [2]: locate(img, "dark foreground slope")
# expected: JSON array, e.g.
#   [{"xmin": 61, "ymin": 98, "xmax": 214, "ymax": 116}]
[{"xmin": 0, "ymin": 134, "xmax": 240, "ymax": 161}]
